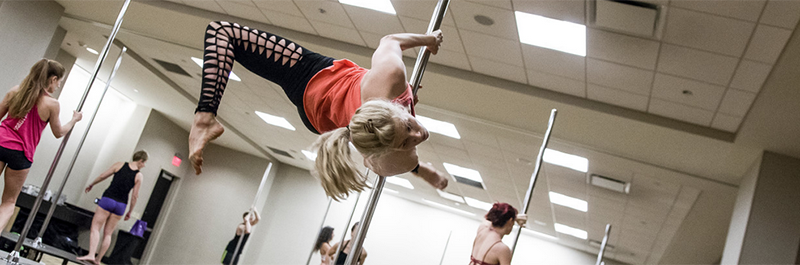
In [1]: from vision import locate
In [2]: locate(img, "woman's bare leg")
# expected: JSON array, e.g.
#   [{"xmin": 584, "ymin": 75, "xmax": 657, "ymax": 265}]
[
  {"xmin": 0, "ymin": 164, "xmax": 28, "ymax": 231},
  {"xmin": 77, "ymin": 206, "xmax": 111, "ymax": 264},
  {"xmin": 95, "ymin": 213, "xmax": 123, "ymax": 263}
]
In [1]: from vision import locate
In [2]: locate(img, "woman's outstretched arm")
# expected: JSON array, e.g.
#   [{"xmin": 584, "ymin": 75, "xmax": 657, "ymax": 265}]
[{"xmin": 361, "ymin": 30, "xmax": 443, "ymax": 101}]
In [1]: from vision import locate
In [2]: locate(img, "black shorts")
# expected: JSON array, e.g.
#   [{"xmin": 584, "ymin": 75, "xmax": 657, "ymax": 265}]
[{"xmin": 0, "ymin": 146, "xmax": 31, "ymax": 170}]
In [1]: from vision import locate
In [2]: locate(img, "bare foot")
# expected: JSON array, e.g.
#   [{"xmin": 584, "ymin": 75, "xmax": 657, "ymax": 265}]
[
  {"xmin": 76, "ymin": 255, "xmax": 98, "ymax": 265},
  {"xmin": 189, "ymin": 112, "xmax": 225, "ymax": 174}
]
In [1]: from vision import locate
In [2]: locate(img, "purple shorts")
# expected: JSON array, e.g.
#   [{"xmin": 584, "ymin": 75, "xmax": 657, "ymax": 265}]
[{"xmin": 98, "ymin": 197, "xmax": 126, "ymax": 216}]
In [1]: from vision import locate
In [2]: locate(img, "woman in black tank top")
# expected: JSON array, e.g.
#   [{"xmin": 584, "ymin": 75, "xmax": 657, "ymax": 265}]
[
  {"xmin": 328, "ymin": 222, "xmax": 367, "ymax": 265},
  {"xmin": 77, "ymin": 151, "xmax": 148, "ymax": 265},
  {"xmin": 222, "ymin": 208, "xmax": 260, "ymax": 265}
]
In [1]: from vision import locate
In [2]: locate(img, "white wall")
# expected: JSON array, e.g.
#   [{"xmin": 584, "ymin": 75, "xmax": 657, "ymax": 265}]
[
  {"xmin": 721, "ymin": 155, "xmax": 761, "ymax": 264},
  {"xmin": 251, "ymin": 167, "xmax": 620, "ymax": 265},
  {"xmin": 0, "ymin": 0, "xmax": 64, "ymax": 91}
]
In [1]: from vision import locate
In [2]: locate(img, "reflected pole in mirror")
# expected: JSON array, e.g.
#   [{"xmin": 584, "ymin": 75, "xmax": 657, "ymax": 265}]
[
  {"xmin": 229, "ymin": 162, "xmax": 272, "ymax": 265},
  {"xmin": 509, "ymin": 109, "xmax": 558, "ymax": 260},
  {"xmin": 595, "ymin": 224, "xmax": 612, "ymax": 265},
  {"xmin": 306, "ymin": 198, "xmax": 333, "ymax": 265},
  {"xmin": 330, "ymin": 170, "xmax": 366, "ymax": 264},
  {"xmin": 4, "ymin": 0, "xmax": 132, "ymax": 263},
  {"xmin": 438, "ymin": 230, "xmax": 453, "ymax": 265},
  {"xmin": 34, "ymin": 46, "xmax": 128, "ymax": 248},
  {"xmin": 345, "ymin": 0, "xmax": 451, "ymax": 264}
]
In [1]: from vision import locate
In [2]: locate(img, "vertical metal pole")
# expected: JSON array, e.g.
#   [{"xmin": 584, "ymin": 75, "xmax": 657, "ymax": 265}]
[
  {"xmin": 595, "ymin": 224, "xmax": 612, "ymax": 265},
  {"xmin": 409, "ymin": 0, "xmax": 450, "ymax": 95},
  {"xmin": 510, "ymin": 109, "xmax": 558, "ymax": 258},
  {"xmin": 5, "ymin": 1, "xmax": 131, "ymax": 263},
  {"xmin": 330, "ymin": 171, "xmax": 365, "ymax": 264},
  {"xmin": 438, "ymin": 231, "xmax": 453, "ymax": 265},
  {"xmin": 306, "ymin": 198, "xmax": 333, "ymax": 265},
  {"xmin": 345, "ymin": 1, "xmax": 450, "ymax": 264},
  {"xmin": 343, "ymin": 174, "xmax": 384, "ymax": 265},
  {"xmin": 228, "ymin": 162, "xmax": 272, "ymax": 265},
  {"xmin": 33, "ymin": 47, "xmax": 128, "ymax": 249}
]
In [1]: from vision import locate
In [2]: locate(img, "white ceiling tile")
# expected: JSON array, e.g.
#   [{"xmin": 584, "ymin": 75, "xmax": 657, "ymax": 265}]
[
  {"xmin": 663, "ymin": 8, "xmax": 755, "ymax": 56},
  {"xmin": 651, "ymin": 74, "xmax": 726, "ymax": 111},
  {"xmin": 670, "ymin": 0, "xmax": 766, "ymax": 22},
  {"xmin": 711, "ymin": 113, "xmax": 743, "ymax": 132},
  {"xmin": 450, "ymin": 1, "xmax": 519, "ymax": 41},
  {"xmin": 460, "ymin": 30, "xmax": 524, "ymax": 67},
  {"xmin": 527, "ymin": 70, "xmax": 586, "ymax": 98},
  {"xmin": 511, "ymin": 0, "xmax": 585, "ymax": 24},
  {"xmin": 295, "ymin": 0, "xmax": 354, "ymax": 28},
  {"xmin": 744, "ymin": 25, "xmax": 793, "ymax": 64},
  {"xmin": 587, "ymin": 84, "xmax": 648, "ymax": 112},
  {"xmin": 428, "ymin": 49, "xmax": 472, "ymax": 71},
  {"xmin": 648, "ymin": 99, "xmax": 714, "ymax": 126},
  {"xmin": 521, "ymin": 44, "xmax": 585, "ymax": 81},
  {"xmin": 253, "ymin": 0, "xmax": 303, "ymax": 17},
  {"xmin": 259, "ymin": 9, "xmax": 317, "ymax": 34},
  {"xmin": 343, "ymin": 5, "xmax": 405, "ymax": 35},
  {"xmin": 657, "ymin": 44, "xmax": 738, "ymax": 85},
  {"xmin": 469, "ymin": 56, "xmax": 527, "ymax": 84},
  {"xmin": 391, "ymin": 0, "xmax": 456, "ymax": 27},
  {"xmin": 219, "ymin": 1, "xmax": 270, "ymax": 24},
  {"xmin": 308, "ymin": 20, "xmax": 365, "ymax": 46},
  {"xmin": 359, "ymin": 31, "xmax": 382, "ymax": 49},
  {"xmin": 730, "ymin": 60, "xmax": 772, "ymax": 93},
  {"xmin": 587, "ymin": 28, "xmax": 660, "ymax": 70},
  {"xmin": 760, "ymin": 0, "xmax": 800, "ymax": 29},
  {"xmin": 587, "ymin": 59, "xmax": 654, "ymax": 95},
  {"xmin": 182, "ymin": 0, "xmax": 224, "ymax": 13},
  {"xmin": 717, "ymin": 89, "xmax": 757, "ymax": 116},
  {"xmin": 398, "ymin": 16, "xmax": 465, "ymax": 53}
]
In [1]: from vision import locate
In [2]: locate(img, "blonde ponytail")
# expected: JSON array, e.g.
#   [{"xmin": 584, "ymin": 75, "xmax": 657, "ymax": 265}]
[
  {"xmin": 9, "ymin": 59, "xmax": 65, "ymax": 118},
  {"xmin": 311, "ymin": 100, "xmax": 409, "ymax": 200}
]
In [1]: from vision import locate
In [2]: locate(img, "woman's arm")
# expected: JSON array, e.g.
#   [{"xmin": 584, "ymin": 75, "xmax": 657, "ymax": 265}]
[
  {"xmin": 497, "ymin": 246, "xmax": 512, "ymax": 265},
  {"xmin": 0, "ymin": 87, "xmax": 18, "ymax": 119},
  {"xmin": 361, "ymin": 30, "xmax": 443, "ymax": 101},
  {"xmin": 125, "ymin": 173, "xmax": 143, "ymax": 221},
  {"xmin": 85, "ymin": 162, "xmax": 123, "ymax": 193},
  {"xmin": 47, "ymin": 98, "xmax": 82, "ymax": 138},
  {"xmin": 411, "ymin": 162, "xmax": 447, "ymax": 189},
  {"xmin": 327, "ymin": 242, "xmax": 340, "ymax": 257},
  {"xmin": 359, "ymin": 249, "xmax": 367, "ymax": 264},
  {"xmin": 250, "ymin": 208, "xmax": 261, "ymax": 225}
]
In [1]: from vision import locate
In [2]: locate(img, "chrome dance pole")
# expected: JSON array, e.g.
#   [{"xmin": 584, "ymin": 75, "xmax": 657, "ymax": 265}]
[
  {"xmin": 330, "ymin": 171, "xmax": 365, "ymax": 264},
  {"xmin": 228, "ymin": 162, "xmax": 273, "ymax": 265},
  {"xmin": 33, "ymin": 46, "xmax": 128, "ymax": 249},
  {"xmin": 306, "ymin": 198, "xmax": 333, "ymax": 265},
  {"xmin": 595, "ymin": 224, "xmax": 612, "ymax": 265},
  {"xmin": 5, "ymin": 1, "xmax": 131, "ymax": 263},
  {"xmin": 509, "ymin": 109, "xmax": 558, "ymax": 259}
]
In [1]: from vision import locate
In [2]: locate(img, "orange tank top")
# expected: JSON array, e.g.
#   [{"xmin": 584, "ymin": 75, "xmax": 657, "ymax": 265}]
[{"xmin": 303, "ymin": 59, "xmax": 415, "ymax": 133}]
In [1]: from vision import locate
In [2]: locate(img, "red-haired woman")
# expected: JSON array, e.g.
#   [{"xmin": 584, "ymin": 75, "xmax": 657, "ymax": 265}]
[
  {"xmin": 470, "ymin": 203, "xmax": 527, "ymax": 265},
  {"xmin": 0, "ymin": 59, "xmax": 82, "ymax": 231}
]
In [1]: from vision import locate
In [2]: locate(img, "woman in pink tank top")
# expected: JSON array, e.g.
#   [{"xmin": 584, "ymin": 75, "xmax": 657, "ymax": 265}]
[
  {"xmin": 0, "ymin": 59, "xmax": 83, "ymax": 231},
  {"xmin": 470, "ymin": 203, "xmax": 527, "ymax": 265}
]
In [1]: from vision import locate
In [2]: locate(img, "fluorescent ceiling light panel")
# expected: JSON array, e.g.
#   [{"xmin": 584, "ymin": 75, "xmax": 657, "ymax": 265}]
[
  {"xmin": 416, "ymin": 115, "xmax": 461, "ymax": 139},
  {"xmin": 442, "ymin": 163, "xmax": 484, "ymax": 183},
  {"xmin": 554, "ymin": 223, "xmax": 588, "ymax": 239},
  {"xmin": 437, "ymin": 190, "xmax": 465, "ymax": 203},
  {"xmin": 191, "ymin": 57, "xmax": 240, "ymax": 81},
  {"xmin": 423, "ymin": 199, "xmax": 476, "ymax": 217},
  {"xmin": 384, "ymin": 188, "xmax": 399, "ymax": 194},
  {"xmin": 543, "ymin": 148, "xmax": 588, "ymax": 172},
  {"xmin": 548, "ymin": 192, "xmax": 588, "ymax": 212},
  {"xmin": 254, "ymin": 111, "xmax": 296, "ymax": 131},
  {"xmin": 86, "ymin": 47, "xmax": 99, "ymax": 55},
  {"xmin": 302, "ymin": 150, "xmax": 317, "ymax": 161},
  {"xmin": 464, "ymin": 197, "xmax": 493, "ymax": 211},
  {"xmin": 339, "ymin": 0, "xmax": 396, "ymax": 14},
  {"xmin": 515, "ymin": 11, "xmax": 586, "ymax": 56},
  {"xmin": 386, "ymin": 177, "xmax": 414, "ymax": 190}
]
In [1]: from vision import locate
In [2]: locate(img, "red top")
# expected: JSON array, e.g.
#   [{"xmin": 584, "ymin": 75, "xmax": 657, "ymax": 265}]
[
  {"xmin": 303, "ymin": 59, "xmax": 415, "ymax": 133},
  {"xmin": 0, "ymin": 105, "xmax": 48, "ymax": 162}
]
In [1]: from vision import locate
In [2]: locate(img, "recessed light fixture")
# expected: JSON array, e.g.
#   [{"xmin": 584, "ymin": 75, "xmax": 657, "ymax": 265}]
[
  {"xmin": 255, "ymin": 110, "xmax": 295, "ymax": 131},
  {"xmin": 423, "ymin": 199, "xmax": 476, "ymax": 217},
  {"xmin": 302, "ymin": 150, "xmax": 317, "ymax": 161},
  {"xmin": 463, "ymin": 197, "xmax": 493, "ymax": 211},
  {"xmin": 417, "ymin": 115, "xmax": 461, "ymax": 139},
  {"xmin": 386, "ymin": 177, "xmax": 414, "ymax": 190},
  {"xmin": 133, "ymin": 89, "xmax": 139, "ymax": 93},
  {"xmin": 549, "ymin": 191, "xmax": 588, "ymax": 212},
  {"xmin": 191, "ymin": 57, "xmax": 241, "ymax": 81},
  {"xmin": 515, "ymin": 11, "xmax": 586, "ymax": 57},
  {"xmin": 682, "ymin": 90, "xmax": 693, "ymax": 95},
  {"xmin": 443, "ymin": 163, "xmax": 483, "ymax": 183},
  {"xmin": 554, "ymin": 223, "xmax": 588, "ymax": 239},
  {"xmin": 474, "ymin": 15, "xmax": 495, "ymax": 26},
  {"xmin": 437, "ymin": 190, "xmax": 465, "ymax": 203},
  {"xmin": 339, "ymin": 0, "xmax": 396, "ymax": 14},
  {"xmin": 86, "ymin": 47, "xmax": 99, "ymax": 55},
  {"xmin": 543, "ymin": 148, "xmax": 588, "ymax": 172}
]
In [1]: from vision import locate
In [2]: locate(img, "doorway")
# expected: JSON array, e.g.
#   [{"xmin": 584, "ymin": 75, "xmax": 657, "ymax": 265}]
[{"xmin": 132, "ymin": 169, "xmax": 175, "ymax": 259}]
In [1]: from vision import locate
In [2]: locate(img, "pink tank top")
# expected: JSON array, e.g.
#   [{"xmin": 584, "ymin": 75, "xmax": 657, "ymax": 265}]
[{"xmin": 0, "ymin": 105, "xmax": 48, "ymax": 162}]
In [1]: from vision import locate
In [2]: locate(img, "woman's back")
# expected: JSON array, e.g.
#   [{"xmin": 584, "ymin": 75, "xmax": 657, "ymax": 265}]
[{"xmin": 470, "ymin": 224, "xmax": 506, "ymax": 265}]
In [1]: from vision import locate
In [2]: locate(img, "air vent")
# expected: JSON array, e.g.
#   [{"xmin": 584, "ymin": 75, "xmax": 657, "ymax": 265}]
[
  {"xmin": 589, "ymin": 239, "xmax": 616, "ymax": 250},
  {"xmin": 153, "ymin": 58, "xmax": 191, "ymax": 77},
  {"xmin": 453, "ymin": 175, "xmax": 484, "ymax": 189},
  {"xmin": 592, "ymin": 0, "xmax": 660, "ymax": 37},
  {"xmin": 588, "ymin": 174, "xmax": 630, "ymax": 194},
  {"xmin": 267, "ymin": 147, "xmax": 293, "ymax": 159}
]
